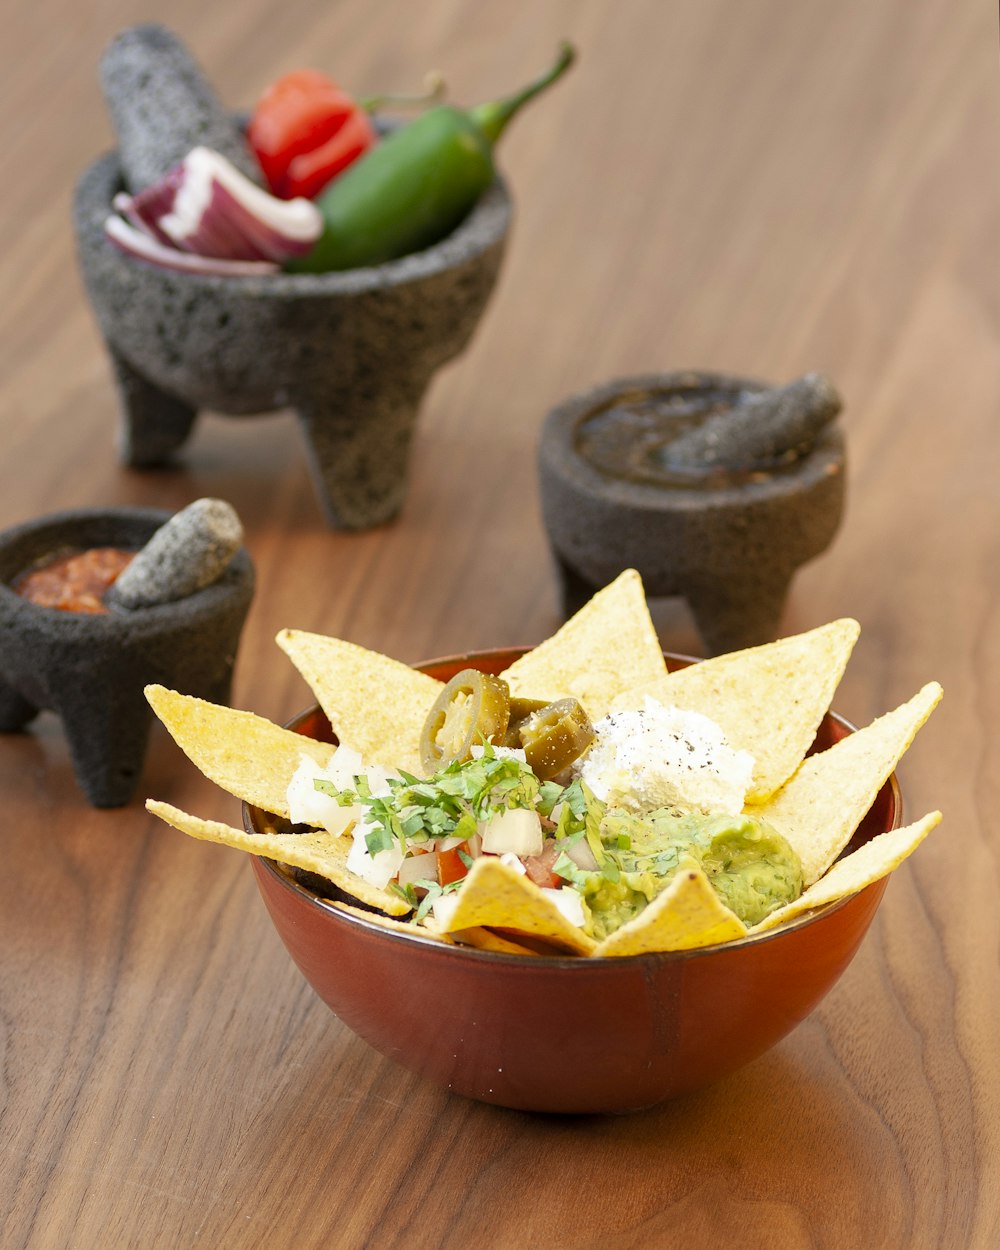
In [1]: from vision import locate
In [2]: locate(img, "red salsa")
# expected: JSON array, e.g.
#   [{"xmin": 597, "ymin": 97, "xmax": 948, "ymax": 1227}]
[{"xmin": 13, "ymin": 547, "xmax": 135, "ymax": 614}]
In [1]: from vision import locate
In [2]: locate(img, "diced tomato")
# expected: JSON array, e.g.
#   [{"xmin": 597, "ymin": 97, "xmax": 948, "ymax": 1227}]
[
  {"xmin": 522, "ymin": 842, "xmax": 561, "ymax": 889},
  {"xmin": 436, "ymin": 846, "xmax": 470, "ymax": 887}
]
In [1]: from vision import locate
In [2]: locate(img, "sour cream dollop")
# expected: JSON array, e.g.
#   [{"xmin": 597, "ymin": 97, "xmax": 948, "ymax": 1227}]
[{"xmin": 577, "ymin": 697, "xmax": 754, "ymax": 816}]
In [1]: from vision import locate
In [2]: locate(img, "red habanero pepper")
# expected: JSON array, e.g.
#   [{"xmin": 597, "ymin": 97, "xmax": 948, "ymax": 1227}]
[{"xmin": 248, "ymin": 69, "xmax": 377, "ymax": 200}]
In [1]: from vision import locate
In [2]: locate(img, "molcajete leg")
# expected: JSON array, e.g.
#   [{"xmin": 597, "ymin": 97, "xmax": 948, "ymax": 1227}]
[
  {"xmin": 682, "ymin": 565, "xmax": 794, "ymax": 656},
  {"xmin": 0, "ymin": 675, "xmax": 39, "ymax": 731},
  {"xmin": 55, "ymin": 685, "xmax": 154, "ymax": 808},
  {"xmin": 109, "ymin": 349, "xmax": 199, "ymax": 466},
  {"xmin": 296, "ymin": 375, "xmax": 427, "ymax": 530}
]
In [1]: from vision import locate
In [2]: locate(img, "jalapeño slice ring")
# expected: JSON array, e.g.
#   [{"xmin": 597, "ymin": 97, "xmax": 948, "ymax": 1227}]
[
  {"xmin": 518, "ymin": 697, "xmax": 595, "ymax": 779},
  {"xmin": 420, "ymin": 669, "xmax": 512, "ymax": 773},
  {"xmin": 502, "ymin": 697, "xmax": 549, "ymax": 748}
]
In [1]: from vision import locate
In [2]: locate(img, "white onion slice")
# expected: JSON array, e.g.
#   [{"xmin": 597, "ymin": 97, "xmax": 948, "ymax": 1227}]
[{"xmin": 478, "ymin": 808, "xmax": 544, "ymax": 857}]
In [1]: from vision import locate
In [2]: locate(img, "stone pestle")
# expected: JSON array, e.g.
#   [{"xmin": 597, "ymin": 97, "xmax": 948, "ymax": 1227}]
[
  {"xmin": 99, "ymin": 23, "xmax": 261, "ymax": 193},
  {"xmin": 662, "ymin": 372, "xmax": 842, "ymax": 471},
  {"xmin": 108, "ymin": 497, "xmax": 244, "ymax": 610}
]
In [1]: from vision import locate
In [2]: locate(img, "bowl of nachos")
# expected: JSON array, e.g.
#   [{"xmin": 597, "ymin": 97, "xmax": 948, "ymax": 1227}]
[{"xmin": 145, "ymin": 571, "xmax": 941, "ymax": 1113}]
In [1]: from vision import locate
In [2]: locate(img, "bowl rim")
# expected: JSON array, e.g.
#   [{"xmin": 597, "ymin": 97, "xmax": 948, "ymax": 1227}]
[{"xmin": 246, "ymin": 645, "xmax": 902, "ymax": 966}]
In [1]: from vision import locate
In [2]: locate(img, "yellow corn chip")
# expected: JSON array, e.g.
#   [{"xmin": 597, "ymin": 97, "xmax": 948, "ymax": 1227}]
[
  {"xmin": 329, "ymin": 899, "xmax": 451, "ymax": 938},
  {"xmin": 448, "ymin": 927, "xmax": 542, "ymax": 956},
  {"xmin": 146, "ymin": 685, "xmax": 334, "ymax": 819},
  {"xmin": 501, "ymin": 569, "xmax": 666, "ymax": 720},
  {"xmin": 594, "ymin": 865, "xmax": 747, "ymax": 956},
  {"xmin": 275, "ymin": 630, "xmax": 442, "ymax": 775},
  {"xmin": 146, "ymin": 799, "xmax": 411, "ymax": 916},
  {"xmin": 758, "ymin": 682, "xmax": 942, "ymax": 885},
  {"xmin": 437, "ymin": 858, "xmax": 597, "ymax": 955},
  {"xmin": 612, "ymin": 619, "xmax": 860, "ymax": 802},
  {"xmin": 751, "ymin": 811, "xmax": 942, "ymax": 932}
]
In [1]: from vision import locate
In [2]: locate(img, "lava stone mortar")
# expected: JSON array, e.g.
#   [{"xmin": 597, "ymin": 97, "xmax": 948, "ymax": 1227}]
[
  {"xmin": 73, "ymin": 156, "xmax": 511, "ymax": 530},
  {"xmin": 538, "ymin": 372, "xmax": 846, "ymax": 655},
  {"xmin": 0, "ymin": 507, "xmax": 254, "ymax": 807}
]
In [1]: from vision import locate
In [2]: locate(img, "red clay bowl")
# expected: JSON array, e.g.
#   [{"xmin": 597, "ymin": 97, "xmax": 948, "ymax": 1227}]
[{"xmin": 244, "ymin": 648, "xmax": 900, "ymax": 1115}]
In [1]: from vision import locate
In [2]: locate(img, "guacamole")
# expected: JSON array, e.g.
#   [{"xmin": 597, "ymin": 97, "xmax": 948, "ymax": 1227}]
[{"xmin": 578, "ymin": 809, "xmax": 803, "ymax": 939}]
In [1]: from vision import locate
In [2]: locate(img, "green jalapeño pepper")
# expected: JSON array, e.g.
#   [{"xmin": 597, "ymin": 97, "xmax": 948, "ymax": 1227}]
[
  {"xmin": 517, "ymin": 697, "xmax": 595, "ymax": 780},
  {"xmin": 502, "ymin": 697, "xmax": 550, "ymax": 749},
  {"xmin": 420, "ymin": 669, "xmax": 512, "ymax": 773},
  {"xmin": 290, "ymin": 42, "xmax": 575, "ymax": 272}
]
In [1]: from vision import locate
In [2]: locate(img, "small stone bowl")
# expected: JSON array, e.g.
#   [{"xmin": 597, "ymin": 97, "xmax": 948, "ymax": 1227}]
[
  {"xmin": 245, "ymin": 648, "xmax": 900, "ymax": 1115},
  {"xmin": 73, "ymin": 151, "xmax": 511, "ymax": 530},
  {"xmin": 538, "ymin": 372, "xmax": 846, "ymax": 655},
  {"xmin": 0, "ymin": 507, "xmax": 254, "ymax": 807}
]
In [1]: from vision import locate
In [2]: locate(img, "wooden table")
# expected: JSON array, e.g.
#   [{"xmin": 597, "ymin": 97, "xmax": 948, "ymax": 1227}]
[{"xmin": 3, "ymin": 1, "xmax": 997, "ymax": 1246}]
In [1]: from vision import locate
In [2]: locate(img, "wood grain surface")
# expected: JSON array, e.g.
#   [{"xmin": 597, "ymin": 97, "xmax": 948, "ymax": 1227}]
[{"xmin": 2, "ymin": 1, "xmax": 998, "ymax": 1247}]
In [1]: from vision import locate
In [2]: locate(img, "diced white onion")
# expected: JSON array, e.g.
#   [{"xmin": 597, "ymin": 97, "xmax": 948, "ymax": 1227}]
[
  {"xmin": 346, "ymin": 821, "xmax": 403, "ymax": 889},
  {"xmin": 565, "ymin": 838, "xmax": 599, "ymax": 872},
  {"xmin": 542, "ymin": 886, "xmax": 586, "ymax": 929},
  {"xmin": 286, "ymin": 754, "xmax": 361, "ymax": 834},
  {"xmin": 431, "ymin": 893, "xmax": 461, "ymax": 930},
  {"xmin": 396, "ymin": 852, "xmax": 438, "ymax": 888},
  {"xmin": 478, "ymin": 808, "xmax": 543, "ymax": 856},
  {"xmin": 498, "ymin": 852, "xmax": 527, "ymax": 874}
]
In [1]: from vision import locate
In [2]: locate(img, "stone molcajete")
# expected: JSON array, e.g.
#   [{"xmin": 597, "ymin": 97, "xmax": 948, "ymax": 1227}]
[
  {"xmin": 0, "ymin": 503, "xmax": 253, "ymax": 807},
  {"xmin": 73, "ymin": 26, "xmax": 516, "ymax": 530},
  {"xmin": 538, "ymin": 371, "xmax": 846, "ymax": 655}
]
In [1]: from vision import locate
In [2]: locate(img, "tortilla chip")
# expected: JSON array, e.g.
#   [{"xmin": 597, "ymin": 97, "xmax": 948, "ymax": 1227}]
[
  {"xmin": 751, "ymin": 811, "xmax": 941, "ymax": 932},
  {"xmin": 758, "ymin": 682, "xmax": 942, "ymax": 885},
  {"xmin": 275, "ymin": 630, "xmax": 442, "ymax": 775},
  {"xmin": 146, "ymin": 799, "xmax": 411, "ymax": 916},
  {"xmin": 594, "ymin": 866, "xmax": 747, "ymax": 956},
  {"xmin": 501, "ymin": 569, "xmax": 666, "ymax": 720},
  {"xmin": 449, "ymin": 927, "xmax": 542, "ymax": 956},
  {"xmin": 329, "ymin": 899, "xmax": 450, "ymax": 937},
  {"xmin": 146, "ymin": 685, "xmax": 334, "ymax": 819},
  {"xmin": 612, "ymin": 619, "xmax": 860, "ymax": 802},
  {"xmin": 436, "ymin": 858, "xmax": 597, "ymax": 955}
]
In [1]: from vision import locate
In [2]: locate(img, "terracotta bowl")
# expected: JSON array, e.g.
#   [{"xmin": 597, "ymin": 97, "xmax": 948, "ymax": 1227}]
[{"xmin": 245, "ymin": 648, "xmax": 899, "ymax": 1115}]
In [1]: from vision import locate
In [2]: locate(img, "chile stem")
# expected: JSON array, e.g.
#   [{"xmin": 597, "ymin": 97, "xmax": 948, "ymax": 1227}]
[{"xmin": 469, "ymin": 42, "xmax": 576, "ymax": 147}]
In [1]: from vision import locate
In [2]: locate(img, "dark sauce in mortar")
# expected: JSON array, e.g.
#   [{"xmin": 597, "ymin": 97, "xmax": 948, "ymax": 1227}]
[{"xmin": 574, "ymin": 380, "xmax": 800, "ymax": 489}]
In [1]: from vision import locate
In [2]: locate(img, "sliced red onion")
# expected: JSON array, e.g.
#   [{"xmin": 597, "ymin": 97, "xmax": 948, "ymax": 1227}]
[
  {"xmin": 104, "ymin": 215, "xmax": 280, "ymax": 275},
  {"xmin": 105, "ymin": 146, "xmax": 323, "ymax": 272}
]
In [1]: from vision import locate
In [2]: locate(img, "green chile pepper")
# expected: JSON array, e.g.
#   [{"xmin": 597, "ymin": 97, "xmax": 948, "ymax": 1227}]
[
  {"xmin": 502, "ymin": 697, "xmax": 550, "ymax": 749},
  {"xmin": 290, "ymin": 42, "xmax": 575, "ymax": 273},
  {"xmin": 517, "ymin": 697, "xmax": 595, "ymax": 780},
  {"xmin": 420, "ymin": 668, "xmax": 512, "ymax": 773}
]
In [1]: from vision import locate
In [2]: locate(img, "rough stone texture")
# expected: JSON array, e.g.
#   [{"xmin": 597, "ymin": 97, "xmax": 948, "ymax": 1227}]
[
  {"xmin": 537, "ymin": 373, "xmax": 846, "ymax": 656},
  {"xmin": 0, "ymin": 507, "xmax": 254, "ymax": 807},
  {"xmin": 73, "ymin": 147, "xmax": 511, "ymax": 529},
  {"xmin": 110, "ymin": 497, "xmax": 243, "ymax": 608},
  {"xmin": 99, "ymin": 24, "xmax": 261, "ymax": 192}
]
